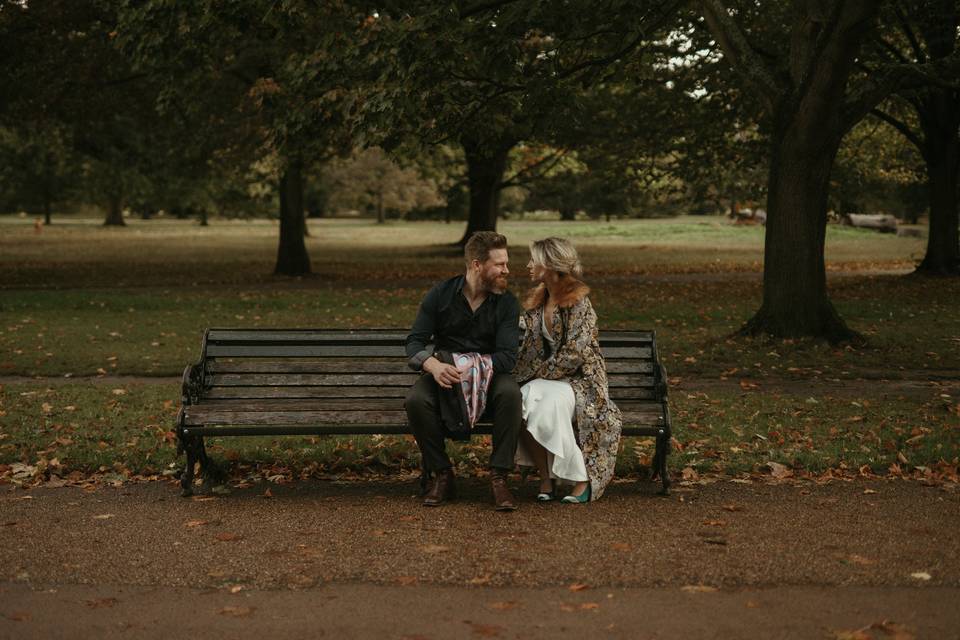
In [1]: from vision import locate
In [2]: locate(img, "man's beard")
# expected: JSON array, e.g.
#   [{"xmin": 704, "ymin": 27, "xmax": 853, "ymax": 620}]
[{"xmin": 482, "ymin": 273, "xmax": 508, "ymax": 294}]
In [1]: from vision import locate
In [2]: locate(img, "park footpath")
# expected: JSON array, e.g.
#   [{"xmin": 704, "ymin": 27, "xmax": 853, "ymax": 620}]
[{"xmin": 1, "ymin": 475, "xmax": 958, "ymax": 639}]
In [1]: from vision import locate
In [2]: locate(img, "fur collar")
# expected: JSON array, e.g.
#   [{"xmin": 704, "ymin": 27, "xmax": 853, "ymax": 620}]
[{"xmin": 524, "ymin": 279, "xmax": 590, "ymax": 310}]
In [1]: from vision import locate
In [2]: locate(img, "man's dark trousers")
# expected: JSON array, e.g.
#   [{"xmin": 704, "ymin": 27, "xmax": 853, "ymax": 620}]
[{"xmin": 405, "ymin": 373, "xmax": 521, "ymax": 472}]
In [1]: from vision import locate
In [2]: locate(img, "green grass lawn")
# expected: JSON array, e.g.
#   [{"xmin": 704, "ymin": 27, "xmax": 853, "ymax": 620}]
[{"xmin": 1, "ymin": 215, "xmax": 957, "ymax": 485}]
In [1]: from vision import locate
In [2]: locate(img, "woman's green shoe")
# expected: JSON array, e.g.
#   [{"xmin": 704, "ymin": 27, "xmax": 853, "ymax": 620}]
[{"xmin": 561, "ymin": 484, "xmax": 591, "ymax": 504}]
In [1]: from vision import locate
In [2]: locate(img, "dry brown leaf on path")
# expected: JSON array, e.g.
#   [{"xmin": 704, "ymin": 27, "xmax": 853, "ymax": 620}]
[
  {"xmin": 580, "ymin": 603, "xmax": 601, "ymax": 610},
  {"xmin": 568, "ymin": 583, "xmax": 590, "ymax": 592},
  {"xmin": 395, "ymin": 576, "xmax": 419, "ymax": 586},
  {"xmin": 465, "ymin": 621, "xmax": 504, "ymax": 637},
  {"xmin": 848, "ymin": 554, "xmax": 876, "ymax": 566},
  {"xmin": 85, "ymin": 597, "xmax": 118, "ymax": 609},
  {"xmin": 191, "ymin": 496, "xmax": 217, "ymax": 502},
  {"xmin": 610, "ymin": 542, "xmax": 631, "ymax": 551},
  {"xmin": 681, "ymin": 585, "xmax": 718, "ymax": 593},
  {"xmin": 871, "ymin": 620, "xmax": 915, "ymax": 640},
  {"xmin": 420, "ymin": 544, "xmax": 450, "ymax": 554},
  {"xmin": 830, "ymin": 630, "xmax": 871, "ymax": 640},
  {"xmin": 487, "ymin": 601, "xmax": 518, "ymax": 611},
  {"xmin": 92, "ymin": 514, "xmax": 115, "ymax": 520},
  {"xmin": 214, "ymin": 532, "xmax": 241, "ymax": 542},
  {"xmin": 702, "ymin": 519, "xmax": 726, "ymax": 527},
  {"xmin": 184, "ymin": 520, "xmax": 208, "ymax": 528},
  {"xmin": 5, "ymin": 612, "xmax": 31, "ymax": 622},
  {"xmin": 721, "ymin": 503, "xmax": 743, "ymax": 512},
  {"xmin": 218, "ymin": 606, "xmax": 255, "ymax": 618},
  {"xmin": 468, "ymin": 575, "xmax": 492, "ymax": 586},
  {"xmin": 909, "ymin": 571, "xmax": 931, "ymax": 581}
]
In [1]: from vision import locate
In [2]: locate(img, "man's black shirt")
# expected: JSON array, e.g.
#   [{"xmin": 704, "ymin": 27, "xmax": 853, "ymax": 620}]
[{"xmin": 405, "ymin": 275, "xmax": 521, "ymax": 374}]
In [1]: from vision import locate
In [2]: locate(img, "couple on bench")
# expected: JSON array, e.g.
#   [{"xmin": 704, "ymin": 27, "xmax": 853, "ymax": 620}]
[{"xmin": 405, "ymin": 232, "xmax": 623, "ymax": 511}]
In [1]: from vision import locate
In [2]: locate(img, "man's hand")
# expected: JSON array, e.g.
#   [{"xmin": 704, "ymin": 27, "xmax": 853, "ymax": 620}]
[{"xmin": 422, "ymin": 357, "xmax": 462, "ymax": 389}]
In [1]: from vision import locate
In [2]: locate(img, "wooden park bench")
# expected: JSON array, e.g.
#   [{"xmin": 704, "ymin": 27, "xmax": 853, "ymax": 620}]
[{"xmin": 176, "ymin": 329, "xmax": 672, "ymax": 497}]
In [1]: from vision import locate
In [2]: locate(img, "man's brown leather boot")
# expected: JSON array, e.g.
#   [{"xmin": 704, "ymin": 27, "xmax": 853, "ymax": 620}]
[
  {"xmin": 491, "ymin": 472, "xmax": 517, "ymax": 511},
  {"xmin": 423, "ymin": 468, "xmax": 456, "ymax": 506}
]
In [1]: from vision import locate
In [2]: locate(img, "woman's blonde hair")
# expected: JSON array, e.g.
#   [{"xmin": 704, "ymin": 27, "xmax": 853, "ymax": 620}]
[{"xmin": 529, "ymin": 237, "xmax": 583, "ymax": 277}]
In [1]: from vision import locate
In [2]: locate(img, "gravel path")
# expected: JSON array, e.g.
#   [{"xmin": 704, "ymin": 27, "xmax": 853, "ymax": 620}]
[
  {"xmin": 1, "ymin": 478, "xmax": 957, "ymax": 638},
  {"xmin": 2, "ymin": 478, "xmax": 956, "ymax": 590}
]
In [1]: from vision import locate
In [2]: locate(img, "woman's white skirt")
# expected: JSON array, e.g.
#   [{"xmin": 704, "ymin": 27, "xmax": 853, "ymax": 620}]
[{"xmin": 515, "ymin": 379, "xmax": 588, "ymax": 483}]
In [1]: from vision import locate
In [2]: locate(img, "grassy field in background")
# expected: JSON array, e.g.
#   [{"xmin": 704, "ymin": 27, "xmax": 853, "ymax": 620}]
[{"xmin": 1, "ymin": 215, "xmax": 957, "ymax": 484}]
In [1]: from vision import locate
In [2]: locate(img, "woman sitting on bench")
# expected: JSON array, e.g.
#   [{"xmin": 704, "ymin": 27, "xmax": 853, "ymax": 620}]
[{"xmin": 513, "ymin": 237, "xmax": 623, "ymax": 503}]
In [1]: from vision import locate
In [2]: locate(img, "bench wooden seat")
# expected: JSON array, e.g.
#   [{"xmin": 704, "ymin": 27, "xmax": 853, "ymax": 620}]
[{"xmin": 177, "ymin": 328, "xmax": 672, "ymax": 496}]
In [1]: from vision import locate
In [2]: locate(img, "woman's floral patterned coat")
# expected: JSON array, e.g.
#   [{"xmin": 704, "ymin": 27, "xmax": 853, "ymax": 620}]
[{"xmin": 512, "ymin": 281, "xmax": 623, "ymax": 500}]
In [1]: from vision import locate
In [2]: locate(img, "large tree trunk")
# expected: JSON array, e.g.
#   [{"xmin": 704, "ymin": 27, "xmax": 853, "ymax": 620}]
[
  {"xmin": 740, "ymin": 121, "xmax": 856, "ymax": 342},
  {"xmin": 274, "ymin": 156, "xmax": 311, "ymax": 276},
  {"xmin": 916, "ymin": 96, "xmax": 960, "ymax": 275},
  {"xmin": 103, "ymin": 194, "xmax": 125, "ymax": 226},
  {"xmin": 456, "ymin": 138, "xmax": 512, "ymax": 246}
]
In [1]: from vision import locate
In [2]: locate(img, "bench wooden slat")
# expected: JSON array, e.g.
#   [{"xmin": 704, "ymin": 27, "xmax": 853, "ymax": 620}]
[
  {"xmin": 207, "ymin": 360, "xmax": 415, "ymax": 374},
  {"xmin": 188, "ymin": 398, "xmax": 664, "ymax": 413},
  {"xmin": 206, "ymin": 345, "xmax": 410, "ymax": 357},
  {"xmin": 208, "ymin": 330, "xmax": 408, "ymax": 343},
  {"xmin": 204, "ymin": 386, "xmax": 409, "ymax": 399},
  {"xmin": 182, "ymin": 424, "xmax": 667, "ymax": 437},
  {"xmin": 201, "ymin": 386, "xmax": 660, "ymax": 401},
  {"xmin": 207, "ymin": 373, "xmax": 418, "ymax": 387},
  {"xmin": 205, "ymin": 359, "xmax": 656, "ymax": 375},
  {"xmin": 203, "ymin": 372, "xmax": 656, "ymax": 388},
  {"xmin": 205, "ymin": 345, "xmax": 652, "ymax": 359},
  {"xmin": 207, "ymin": 329, "xmax": 654, "ymax": 344},
  {"xmin": 184, "ymin": 409, "xmax": 410, "ymax": 425},
  {"xmin": 184, "ymin": 407, "xmax": 664, "ymax": 427}
]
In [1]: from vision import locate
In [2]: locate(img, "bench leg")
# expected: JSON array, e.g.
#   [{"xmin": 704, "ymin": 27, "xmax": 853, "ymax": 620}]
[
  {"xmin": 180, "ymin": 435, "xmax": 200, "ymax": 497},
  {"xmin": 197, "ymin": 437, "xmax": 226, "ymax": 485},
  {"xmin": 652, "ymin": 433, "xmax": 671, "ymax": 496}
]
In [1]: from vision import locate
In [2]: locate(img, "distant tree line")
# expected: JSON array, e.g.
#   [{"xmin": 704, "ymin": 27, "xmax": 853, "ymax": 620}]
[{"xmin": 0, "ymin": 0, "xmax": 957, "ymax": 339}]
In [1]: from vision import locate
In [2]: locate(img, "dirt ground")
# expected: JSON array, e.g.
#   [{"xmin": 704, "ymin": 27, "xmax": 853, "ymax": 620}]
[{"xmin": 1, "ymin": 477, "xmax": 958, "ymax": 639}]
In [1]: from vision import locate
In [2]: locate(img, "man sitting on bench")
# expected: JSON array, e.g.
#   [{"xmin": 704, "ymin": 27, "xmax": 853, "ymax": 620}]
[{"xmin": 405, "ymin": 231, "xmax": 523, "ymax": 511}]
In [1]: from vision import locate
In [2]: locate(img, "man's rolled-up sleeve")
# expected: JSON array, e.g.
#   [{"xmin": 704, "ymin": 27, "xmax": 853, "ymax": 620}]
[
  {"xmin": 405, "ymin": 286, "xmax": 439, "ymax": 371},
  {"xmin": 491, "ymin": 294, "xmax": 521, "ymax": 373}
]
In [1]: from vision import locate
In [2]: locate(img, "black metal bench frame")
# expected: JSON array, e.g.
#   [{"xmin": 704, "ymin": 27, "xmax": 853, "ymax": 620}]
[{"xmin": 177, "ymin": 328, "xmax": 672, "ymax": 497}]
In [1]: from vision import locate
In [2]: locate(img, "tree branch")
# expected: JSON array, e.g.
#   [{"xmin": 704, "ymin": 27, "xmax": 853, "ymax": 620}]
[
  {"xmin": 869, "ymin": 106, "xmax": 924, "ymax": 153},
  {"xmin": 842, "ymin": 54, "xmax": 960, "ymax": 129},
  {"xmin": 874, "ymin": 35, "xmax": 910, "ymax": 64},
  {"xmin": 553, "ymin": 1, "xmax": 683, "ymax": 80},
  {"xmin": 698, "ymin": 0, "xmax": 780, "ymax": 111},
  {"xmin": 893, "ymin": 3, "xmax": 927, "ymax": 64},
  {"xmin": 499, "ymin": 148, "xmax": 569, "ymax": 188},
  {"xmin": 458, "ymin": 0, "xmax": 520, "ymax": 20}
]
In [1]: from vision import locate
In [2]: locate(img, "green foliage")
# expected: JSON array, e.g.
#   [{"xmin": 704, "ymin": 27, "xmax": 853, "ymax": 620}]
[{"xmin": 321, "ymin": 147, "xmax": 445, "ymax": 220}]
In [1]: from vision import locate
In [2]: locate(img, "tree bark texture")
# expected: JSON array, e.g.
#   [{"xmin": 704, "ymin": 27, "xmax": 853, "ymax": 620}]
[
  {"xmin": 274, "ymin": 156, "xmax": 312, "ymax": 276},
  {"xmin": 457, "ymin": 138, "xmax": 512, "ymax": 246},
  {"xmin": 742, "ymin": 123, "xmax": 855, "ymax": 341},
  {"xmin": 103, "ymin": 194, "xmax": 125, "ymax": 226},
  {"xmin": 917, "ymin": 93, "xmax": 960, "ymax": 275},
  {"xmin": 702, "ymin": 0, "xmax": 878, "ymax": 341}
]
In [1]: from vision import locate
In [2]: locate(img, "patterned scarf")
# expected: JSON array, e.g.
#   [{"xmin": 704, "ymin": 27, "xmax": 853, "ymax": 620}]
[{"xmin": 452, "ymin": 352, "xmax": 495, "ymax": 428}]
